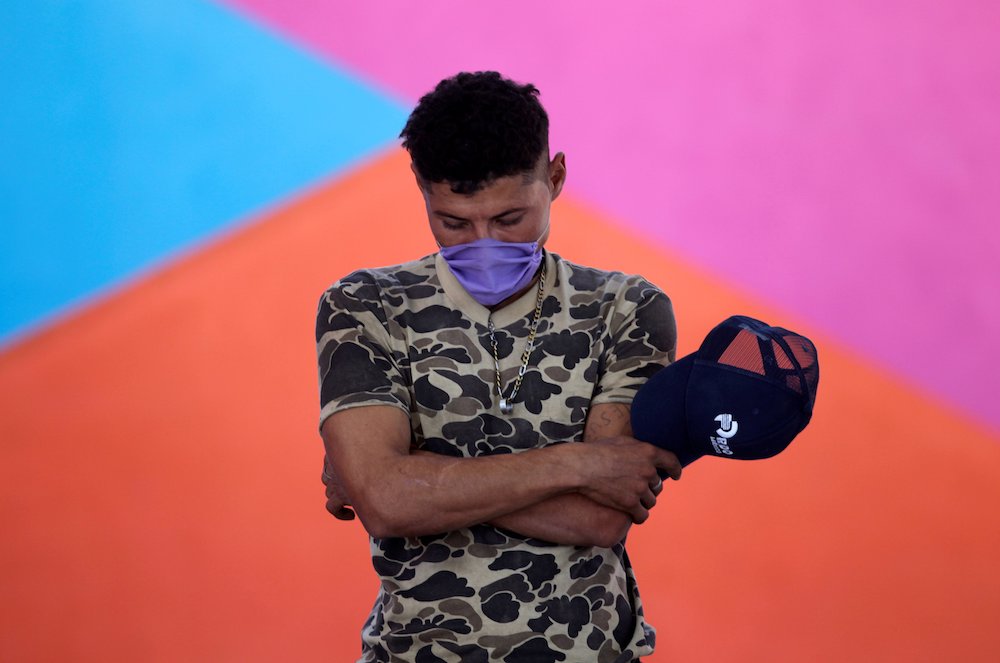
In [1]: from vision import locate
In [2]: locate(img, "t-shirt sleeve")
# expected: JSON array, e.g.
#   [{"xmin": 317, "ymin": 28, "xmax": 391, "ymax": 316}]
[
  {"xmin": 591, "ymin": 277, "xmax": 677, "ymax": 406},
  {"xmin": 315, "ymin": 273, "xmax": 410, "ymax": 430}
]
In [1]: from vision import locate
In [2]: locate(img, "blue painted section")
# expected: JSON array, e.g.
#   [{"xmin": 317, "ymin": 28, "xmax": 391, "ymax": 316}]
[{"xmin": 0, "ymin": 0, "xmax": 406, "ymax": 344}]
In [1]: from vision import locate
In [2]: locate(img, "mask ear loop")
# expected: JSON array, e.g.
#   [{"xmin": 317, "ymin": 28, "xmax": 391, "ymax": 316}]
[{"xmin": 533, "ymin": 220, "xmax": 551, "ymax": 245}]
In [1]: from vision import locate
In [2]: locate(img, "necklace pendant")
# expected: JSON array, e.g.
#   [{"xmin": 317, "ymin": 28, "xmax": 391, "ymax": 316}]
[{"xmin": 499, "ymin": 398, "xmax": 513, "ymax": 415}]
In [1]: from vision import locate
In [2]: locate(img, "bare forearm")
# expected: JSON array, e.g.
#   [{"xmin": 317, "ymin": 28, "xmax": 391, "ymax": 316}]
[
  {"xmin": 344, "ymin": 445, "xmax": 582, "ymax": 538},
  {"xmin": 490, "ymin": 494, "xmax": 631, "ymax": 548},
  {"xmin": 323, "ymin": 405, "xmax": 678, "ymax": 541},
  {"xmin": 486, "ymin": 402, "xmax": 652, "ymax": 547}
]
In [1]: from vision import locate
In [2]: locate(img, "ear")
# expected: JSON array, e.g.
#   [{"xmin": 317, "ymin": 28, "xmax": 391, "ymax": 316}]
[{"xmin": 548, "ymin": 152, "xmax": 567, "ymax": 201}]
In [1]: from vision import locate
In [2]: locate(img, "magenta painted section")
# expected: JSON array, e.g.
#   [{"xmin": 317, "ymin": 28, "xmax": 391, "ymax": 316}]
[{"xmin": 223, "ymin": 0, "xmax": 1000, "ymax": 428}]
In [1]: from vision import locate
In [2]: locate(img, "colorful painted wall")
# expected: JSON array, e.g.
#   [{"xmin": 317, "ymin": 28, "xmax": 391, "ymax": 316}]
[{"xmin": 2, "ymin": 1, "xmax": 998, "ymax": 660}]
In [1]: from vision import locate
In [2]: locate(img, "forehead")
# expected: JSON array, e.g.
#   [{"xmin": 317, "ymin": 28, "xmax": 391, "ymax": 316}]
[{"xmin": 423, "ymin": 172, "xmax": 543, "ymax": 215}]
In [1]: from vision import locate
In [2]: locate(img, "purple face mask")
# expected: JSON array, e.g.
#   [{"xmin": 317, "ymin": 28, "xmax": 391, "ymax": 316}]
[{"xmin": 439, "ymin": 236, "xmax": 544, "ymax": 307}]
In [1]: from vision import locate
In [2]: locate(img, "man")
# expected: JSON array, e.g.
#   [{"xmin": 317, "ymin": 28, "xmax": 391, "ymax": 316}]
[{"xmin": 317, "ymin": 71, "xmax": 681, "ymax": 663}]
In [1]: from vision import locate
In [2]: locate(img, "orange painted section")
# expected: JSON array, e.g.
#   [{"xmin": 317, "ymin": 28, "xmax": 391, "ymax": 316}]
[{"xmin": 2, "ymin": 149, "xmax": 998, "ymax": 661}]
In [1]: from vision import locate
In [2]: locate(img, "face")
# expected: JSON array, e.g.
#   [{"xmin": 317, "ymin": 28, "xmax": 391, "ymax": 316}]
[{"xmin": 417, "ymin": 153, "xmax": 567, "ymax": 248}]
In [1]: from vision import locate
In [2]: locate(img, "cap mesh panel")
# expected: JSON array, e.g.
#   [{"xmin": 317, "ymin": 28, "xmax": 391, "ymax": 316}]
[
  {"xmin": 783, "ymin": 333, "xmax": 819, "ymax": 406},
  {"xmin": 773, "ymin": 340, "xmax": 795, "ymax": 369},
  {"xmin": 716, "ymin": 330, "xmax": 765, "ymax": 375},
  {"xmin": 705, "ymin": 317, "xmax": 818, "ymax": 409}
]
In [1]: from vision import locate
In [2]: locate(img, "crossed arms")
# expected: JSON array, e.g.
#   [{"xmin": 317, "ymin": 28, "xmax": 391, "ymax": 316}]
[{"xmin": 321, "ymin": 402, "xmax": 681, "ymax": 548}]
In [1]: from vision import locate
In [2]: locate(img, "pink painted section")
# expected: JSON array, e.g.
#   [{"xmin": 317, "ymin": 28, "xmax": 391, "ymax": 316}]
[{"xmin": 223, "ymin": 0, "xmax": 1000, "ymax": 428}]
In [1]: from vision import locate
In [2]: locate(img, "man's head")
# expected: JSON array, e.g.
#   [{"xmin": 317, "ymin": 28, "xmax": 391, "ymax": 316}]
[
  {"xmin": 401, "ymin": 71, "xmax": 550, "ymax": 194},
  {"xmin": 401, "ymin": 71, "xmax": 566, "ymax": 250}
]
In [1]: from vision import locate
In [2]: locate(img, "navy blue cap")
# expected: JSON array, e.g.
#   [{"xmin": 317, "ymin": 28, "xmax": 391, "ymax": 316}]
[{"xmin": 631, "ymin": 316, "xmax": 819, "ymax": 468}]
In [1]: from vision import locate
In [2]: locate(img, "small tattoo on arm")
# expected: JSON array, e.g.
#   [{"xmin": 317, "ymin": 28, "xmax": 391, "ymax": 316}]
[{"xmin": 586, "ymin": 403, "xmax": 633, "ymax": 440}]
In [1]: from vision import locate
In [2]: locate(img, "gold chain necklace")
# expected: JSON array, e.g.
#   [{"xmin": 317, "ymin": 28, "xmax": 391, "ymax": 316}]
[{"xmin": 487, "ymin": 261, "xmax": 547, "ymax": 415}]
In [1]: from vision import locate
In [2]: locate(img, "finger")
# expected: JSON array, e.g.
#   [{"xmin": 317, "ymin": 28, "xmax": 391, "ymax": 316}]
[
  {"xmin": 640, "ymin": 487, "xmax": 657, "ymax": 510},
  {"xmin": 333, "ymin": 507, "xmax": 356, "ymax": 521},
  {"xmin": 656, "ymin": 450, "xmax": 682, "ymax": 481},
  {"xmin": 651, "ymin": 476, "xmax": 664, "ymax": 495},
  {"xmin": 326, "ymin": 497, "xmax": 356, "ymax": 520},
  {"xmin": 326, "ymin": 485, "xmax": 353, "ymax": 508},
  {"xmin": 325, "ymin": 495, "xmax": 343, "ymax": 515},
  {"xmin": 630, "ymin": 503, "xmax": 650, "ymax": 524}
]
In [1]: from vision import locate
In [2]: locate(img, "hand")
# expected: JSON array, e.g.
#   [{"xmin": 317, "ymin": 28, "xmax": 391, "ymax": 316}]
[
  {"xmin": 574, "ymin": 436, "xmax": 680, "ymax": 524},
  {"xmin": 321, "ymin": 456, "xmax": 356, "ymax": 521}
]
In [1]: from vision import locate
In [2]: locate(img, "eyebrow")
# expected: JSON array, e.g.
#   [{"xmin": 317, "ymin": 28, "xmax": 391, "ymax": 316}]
[{"xmin": 437, "ymin": 207, "xmax": 527, "ymax": 222}]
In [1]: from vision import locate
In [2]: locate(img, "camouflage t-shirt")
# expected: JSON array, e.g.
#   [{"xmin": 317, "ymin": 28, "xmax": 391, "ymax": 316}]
[{"xmin": 316, "ymin": 251, "xmax": 676, "ymax": 663}]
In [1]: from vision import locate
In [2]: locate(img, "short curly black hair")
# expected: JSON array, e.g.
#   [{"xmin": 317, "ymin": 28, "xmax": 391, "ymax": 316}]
[{"xmin": 400, "ymin": 71, "xmax": 550, "ymax": 194}]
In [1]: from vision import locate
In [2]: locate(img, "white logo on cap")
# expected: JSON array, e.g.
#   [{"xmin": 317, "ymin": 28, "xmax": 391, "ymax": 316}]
[
  {"xmin": 715, "ymin": 414, "xmax": 738, "ymax": 438},
  {"xmin": 711, "ymin": 414, "xmax": 738, "ymax": 455}
]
